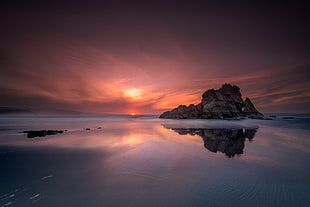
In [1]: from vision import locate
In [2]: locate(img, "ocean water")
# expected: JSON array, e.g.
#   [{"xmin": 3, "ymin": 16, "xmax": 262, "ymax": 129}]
[{"xmin": 0, "ymin": 114, "xmax": 309, "ymax": 207}]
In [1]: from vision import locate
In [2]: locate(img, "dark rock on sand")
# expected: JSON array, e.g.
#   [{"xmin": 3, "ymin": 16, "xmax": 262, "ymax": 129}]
[
  {"xmin": 22, "ymin": 130, "xmax": 64, "ymax": 138},
  {"xmin": 159, "ymin": 84, "xmax": 263, "ymax": 119}
]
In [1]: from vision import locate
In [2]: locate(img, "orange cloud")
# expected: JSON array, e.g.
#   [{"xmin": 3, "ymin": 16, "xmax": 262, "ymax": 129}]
[{"xmin": 1, "ymin": 36, "xmax": 309, "ymax": 114}]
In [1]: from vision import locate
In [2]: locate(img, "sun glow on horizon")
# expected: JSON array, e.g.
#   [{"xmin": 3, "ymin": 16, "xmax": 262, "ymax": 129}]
[{"xmin": 130, "ymin": 112, "xmax": 136, "ymax": 115}]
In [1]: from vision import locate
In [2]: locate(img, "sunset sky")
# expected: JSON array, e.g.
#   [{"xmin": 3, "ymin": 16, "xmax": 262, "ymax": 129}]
[{"xmin": 1, "ymin": 1, "xmax": 309, "ymax": 114}]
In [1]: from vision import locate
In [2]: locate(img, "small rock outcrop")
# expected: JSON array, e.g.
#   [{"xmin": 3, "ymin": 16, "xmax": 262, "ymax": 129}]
[
  {"xmin": 159, "ymin": 84, "xmax": 263, "ymax": 119},
  {"xmin": 22, "ymin": 130, "xmax": 64, "ymax": 138},
  {"xmin": 243, "ymin": 98, "xmax": 263, "ymax": 118}
]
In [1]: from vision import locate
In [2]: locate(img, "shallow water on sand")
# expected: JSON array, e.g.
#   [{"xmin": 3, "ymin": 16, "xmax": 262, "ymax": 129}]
[{"xmin": 0, "ymin": 114, "xmax": 309, "ymax": 207}]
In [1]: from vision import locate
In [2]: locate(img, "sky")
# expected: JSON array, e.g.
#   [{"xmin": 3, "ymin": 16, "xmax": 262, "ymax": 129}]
[{"xmin": 1, "ymin": 1, "xmax": 309, "ymax": 114}]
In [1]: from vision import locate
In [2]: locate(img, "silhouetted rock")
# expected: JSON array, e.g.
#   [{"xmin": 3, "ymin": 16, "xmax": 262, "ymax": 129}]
[
  {"xmin": 243, "ymin": 98, "xmax": 264, "ymax": 118},
  {"xmin": 22, "ymin": 130, "xmax": 64, "ymax": 138},
  {"xmin": 165, "ymin": 126, "xmax": 258, "ymax": 158},
  {"xmin": 159, "ymin": 84, "xmax": 263, "ymax": 119}
]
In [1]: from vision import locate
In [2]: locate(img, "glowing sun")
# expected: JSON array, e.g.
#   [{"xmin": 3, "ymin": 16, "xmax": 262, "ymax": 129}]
[
  {"xmin": 130, "ymin": 112, "xmax": 136, "ymax": 115},
  {"xmin": 124, "ymin": 88, "xmax": 142, "ymax": 99}
]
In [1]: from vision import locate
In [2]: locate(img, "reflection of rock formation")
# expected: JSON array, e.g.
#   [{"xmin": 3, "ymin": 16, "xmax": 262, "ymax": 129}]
[{"xmin": 166, "ymin": 127, "xmax": 258, "ymax": 158}]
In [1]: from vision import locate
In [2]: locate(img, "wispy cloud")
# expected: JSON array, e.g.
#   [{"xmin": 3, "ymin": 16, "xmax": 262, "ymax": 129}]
[{"xmin": 0, "ymin": 36, "xmax": 309, "ymax": 114}]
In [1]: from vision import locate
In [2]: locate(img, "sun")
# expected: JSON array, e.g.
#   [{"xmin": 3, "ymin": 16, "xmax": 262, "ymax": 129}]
[
  {"xmin": 124, "ymin": 88, "xmax": 142, "ymax": 99},
  {"xmin": 130, "ymin": 112, "xmax": 136, "ymax": 116}
]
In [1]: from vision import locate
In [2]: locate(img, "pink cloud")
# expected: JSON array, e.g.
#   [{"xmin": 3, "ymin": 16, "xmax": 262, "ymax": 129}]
[{"xmin": 1, "ymin": 35, "xmax": 309, "ymax": 114}]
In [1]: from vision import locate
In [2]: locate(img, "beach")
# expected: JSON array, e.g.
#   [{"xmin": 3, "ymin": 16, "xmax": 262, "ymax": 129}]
[{"xmin": 0, "ymin": 114, "xmax": 309, "ymax": 206}]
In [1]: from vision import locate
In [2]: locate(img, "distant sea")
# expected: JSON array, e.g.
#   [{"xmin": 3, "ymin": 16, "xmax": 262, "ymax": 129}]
[{"xmin": 0, "ymin": 114, "xmax": 309, "ymax": 207}]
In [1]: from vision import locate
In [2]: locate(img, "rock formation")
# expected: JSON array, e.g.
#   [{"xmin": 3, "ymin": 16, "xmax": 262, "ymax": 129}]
[{"xmin": 159, "ymin": 84, "xmax": 263, "ymax": 119}]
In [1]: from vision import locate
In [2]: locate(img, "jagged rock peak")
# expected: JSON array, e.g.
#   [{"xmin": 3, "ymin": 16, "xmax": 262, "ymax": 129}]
[
  {"xmin": 243, "ymin": 97, "xmax": 263, "ymax": 117},
  {"xmin": 159, "ymin": 84, "xmax": 263, "ymax": 119}
]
